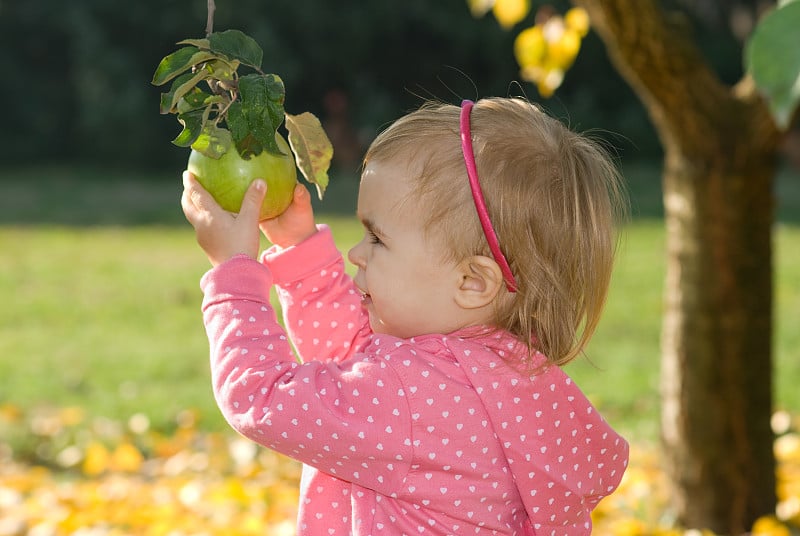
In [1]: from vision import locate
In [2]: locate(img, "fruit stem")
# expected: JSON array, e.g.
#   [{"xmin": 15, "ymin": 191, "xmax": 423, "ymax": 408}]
[
  {"xmin": 205, "ymin": 0, "xmax": 216, "ymax": 37},
  {"xmin": 216, "ymin": 90, "xmax": 237, "ymax": 120}
]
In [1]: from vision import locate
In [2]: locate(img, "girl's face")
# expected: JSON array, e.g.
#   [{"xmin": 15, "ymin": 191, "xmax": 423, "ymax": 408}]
[{"xmin": 347, "ymin": 159, "xmax": 466, "ymax": 339}]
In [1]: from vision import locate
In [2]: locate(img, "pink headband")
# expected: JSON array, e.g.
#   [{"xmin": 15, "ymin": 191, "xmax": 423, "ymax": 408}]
[{"xmin": 459, "ymin": 99, "xmax": 518, "ymax": 293}]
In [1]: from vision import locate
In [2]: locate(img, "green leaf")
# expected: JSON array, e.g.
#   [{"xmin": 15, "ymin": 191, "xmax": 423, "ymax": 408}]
[
  {"xmin": 177, "ymin": 31, "xmax": 261, "ymax": 69},
  {"xmin": 235, "ymin": 134, "xmax": 266, "ymax": 159},
  {"xmin": 208, "ymin": 30, "xmax": 263, "ymax": 69},
  {"xmin": 204, "ymin": 58, "xmax": 240, "ymax": 86},
  {"xmin": 172, "ymin": 109, "xmax": 205, "ymax": 147},
  {"xmin": 285, "ymin": 112, "xmax": 333, "ymax": 199},
  {"xmin": 176, "ymin": 87, "xmax": 215, "ymax": 114},
  {"xmin": 237, "ymin": 73, "xmax": 286, "ymax": 155},
  {"xmin": 248, "ymin": 109, "xmax": 280, "ymax": 155},
  {"xmin": 162, "ymin": 67, "xmax": 210, "ymax": 114},
  {"xmin": 151, "ymin": 46, "xmax": 217, "ymax": 86},
  {"xmin": 160, "ymin": 59, "xmax": 241, "ymax": 115},
  {"xmin": 159, "ymin": 72, "xmax": 194, "ymax": 114},
  {"xmin": 228, "ymin": 102, "xmax": 262, "ymax": 157},
  {"xmin": 177, "ymin": 37, "xmax": 211, "ymax": 49},
  {"xmin": 226, "ymin": 101, "xmax": 248, "ymax": 142},
  {"xmin": 191, "ymin": 125, "xmax": 233, "ymax": 159},
  {"xmin": 745, "ymin": 0, "xmax": 800, "ymax": 129}
]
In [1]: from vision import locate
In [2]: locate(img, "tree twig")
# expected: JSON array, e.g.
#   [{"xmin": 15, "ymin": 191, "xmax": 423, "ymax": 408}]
[{"xmin": 206, "ymin": 0, "xmax": 216, "ymax": 37}]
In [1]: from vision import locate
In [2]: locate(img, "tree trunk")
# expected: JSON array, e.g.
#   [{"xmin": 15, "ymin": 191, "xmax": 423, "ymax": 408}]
[
  {"xmin": 573, "ymin": 0, "xmax": 782, "ymax": 533},
  {"xmin": 660, "ymin": 136, "xmax": 777, "ymax": 534}
]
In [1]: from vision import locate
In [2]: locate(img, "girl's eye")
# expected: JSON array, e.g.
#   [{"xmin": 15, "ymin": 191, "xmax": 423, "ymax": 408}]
[{"xmin": 368, "ymin": 230, "xmax": 383, "ymax": 246}]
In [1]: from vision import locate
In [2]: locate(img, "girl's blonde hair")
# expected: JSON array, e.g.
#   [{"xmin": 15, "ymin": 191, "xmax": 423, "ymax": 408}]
[{"xmin": 363, "ymin": 97, "xmax": 627, "ymax": 367}]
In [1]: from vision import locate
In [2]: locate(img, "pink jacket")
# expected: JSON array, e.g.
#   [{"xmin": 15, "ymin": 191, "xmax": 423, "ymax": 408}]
[{"xmin": 200, "ymin": 226, "xmax": 628, "ymax": 536}]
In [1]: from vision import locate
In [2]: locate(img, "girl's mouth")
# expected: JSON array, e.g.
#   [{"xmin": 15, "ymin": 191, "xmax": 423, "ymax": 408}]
[{"xmin": 360, "ymin": 291, "xmax": 372, "ymax": 306}]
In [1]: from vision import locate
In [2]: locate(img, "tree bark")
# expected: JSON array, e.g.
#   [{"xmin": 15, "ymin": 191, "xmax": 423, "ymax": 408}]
[{"xmin": 572, "ymin": 0, "xmax": 782, "ymax": 533}]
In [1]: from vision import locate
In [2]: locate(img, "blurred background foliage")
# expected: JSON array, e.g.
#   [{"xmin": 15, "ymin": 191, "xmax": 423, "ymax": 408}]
[{"xmin": 1, "ymin": 0, "xmax": 754, "ymax": 176}]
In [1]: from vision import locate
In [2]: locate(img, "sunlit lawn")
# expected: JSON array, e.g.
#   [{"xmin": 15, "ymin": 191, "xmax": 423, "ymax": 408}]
[
  {"xmin": 2, "ymin": 220, "xmax": 797, "ymax": 439},
  {"xmin": 1, "ymin": 163, "xmax": 799, "ymax": 534}
]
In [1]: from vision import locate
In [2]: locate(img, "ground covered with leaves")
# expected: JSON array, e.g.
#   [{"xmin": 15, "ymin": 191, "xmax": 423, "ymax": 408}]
[{"xmin": 1, "ymin": 405, "xmax": 798, "ymax": 536}]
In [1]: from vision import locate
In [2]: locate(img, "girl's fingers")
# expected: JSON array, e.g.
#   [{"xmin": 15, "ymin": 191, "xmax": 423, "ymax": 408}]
[
  {"xmin": 183, "ymin": 172, "xmax": 214, "ymax": 212},
  {"xmin": 293, "ymin": 182, "xmax": 310, "ymax": 203},
  {"xmin": 182, "ymin": 171, "xmax": 234, "ymax": 226},
  {"xmin": 238, "ymin": 179, "xmax": 267, "ymax": 223},
  {"xmin": 181, "ymin": 174, "xmax": 200, "ymax": 222}
]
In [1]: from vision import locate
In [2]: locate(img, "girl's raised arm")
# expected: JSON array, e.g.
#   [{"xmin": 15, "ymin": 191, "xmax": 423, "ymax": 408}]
[
  {"xmin": 201, "ymin": 256, "xmax": 410, "ymax": 494},
  {"xmin": 262, "ymin": 225, "xmax": 372, "ymax": 363}
]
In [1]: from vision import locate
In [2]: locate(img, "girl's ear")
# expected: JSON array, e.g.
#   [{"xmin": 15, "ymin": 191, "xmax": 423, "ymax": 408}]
[{"xmin": 454, "ymin": 255, "xmax": 504, "ymax": 310}]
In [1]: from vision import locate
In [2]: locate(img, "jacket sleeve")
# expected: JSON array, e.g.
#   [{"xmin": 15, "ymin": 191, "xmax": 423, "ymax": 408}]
[
  {"xmin": 260, "ymin": 225, "xmax": 371, "ymax": 363},
  {"xmin": 200, "ymin": 255, "xmax": 411, "ymax": 494}
]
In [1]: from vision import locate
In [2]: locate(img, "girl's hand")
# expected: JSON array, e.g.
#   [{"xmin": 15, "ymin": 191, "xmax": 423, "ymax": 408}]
[
  {"xmin": 181, "ymin": 171, "xmax": 266, "ymax": 267},
  {"xmin": 259, "ymin": 183, "xmax": 317, "ymax": 249}
]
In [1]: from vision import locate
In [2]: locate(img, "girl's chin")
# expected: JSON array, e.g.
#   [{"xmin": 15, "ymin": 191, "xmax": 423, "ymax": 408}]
[{"xmin": 366, "ymin": 309, "xmax": 389, "ymax": 336}]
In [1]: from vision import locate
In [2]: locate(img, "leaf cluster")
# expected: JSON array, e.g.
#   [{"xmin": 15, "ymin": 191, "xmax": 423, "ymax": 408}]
[
  {"xmin": 152, "ymin": 29, "xmax": 286, "ymax": 159},
  {"xmin": 151, "ymin": 29, "xmax": 331, "ymax": 198}
]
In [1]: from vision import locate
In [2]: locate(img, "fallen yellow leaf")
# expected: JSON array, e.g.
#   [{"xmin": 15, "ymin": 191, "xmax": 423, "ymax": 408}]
[
  {"xmin": 82, "ymin": 441, "xmax": 110, "ymax": 476},
  {"xmin": 111, "ymin": 441, "xmax": 145, "ymax": 473}
]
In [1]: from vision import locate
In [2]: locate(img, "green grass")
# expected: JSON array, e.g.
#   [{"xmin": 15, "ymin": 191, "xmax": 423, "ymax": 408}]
[
  {"xmin": 0, "ymin": 227, "xmax": 215, "ymax": 430},
  {"xmin": 0, "ymin": 163, "xmax": 798, "ymax": 445}
]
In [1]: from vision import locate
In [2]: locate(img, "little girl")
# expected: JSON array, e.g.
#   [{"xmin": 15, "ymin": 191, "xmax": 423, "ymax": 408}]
[{"xmin": 181, "ymin": 97, "xmax": 629, "ymax": 535}]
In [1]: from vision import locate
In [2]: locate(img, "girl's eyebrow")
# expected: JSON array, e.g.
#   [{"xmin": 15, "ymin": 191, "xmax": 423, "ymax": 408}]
[{"xmin": 360, "ymin": 217, "xmax": 387, "ymax": 239}]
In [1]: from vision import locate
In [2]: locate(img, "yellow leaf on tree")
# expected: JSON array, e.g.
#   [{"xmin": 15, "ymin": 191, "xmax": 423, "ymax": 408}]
[
  {"xmin": 467, "ymin": 0, "xmax": 495, "ymax": 18},
  {"xmin": 82, "ymin": 441, "xmax": 110, "ymax": 476},
  {"xmin": 565, "ymin": 7, "xmax": 590, "ymax": 37},
  {"xmin": 492, "ymin": 0, "xmax": 530, "ymax": 29},
  {"xmin": 514, "ymin": 26, "xmax": 546, "ymax": 68},
  {"xmin": 538, "ymin": 70, "xmax": 564, "ymax": 98},
  {"xmin": 548, "ymin": 28, "xmax": 582, "ymax": 70},
  {"xmin": 520, "ymin": 65, "xmax": 563, "ymax": 98},
  {"xmin": 285, "ymin": 111, "xmax": 333, "ymax": 200}
]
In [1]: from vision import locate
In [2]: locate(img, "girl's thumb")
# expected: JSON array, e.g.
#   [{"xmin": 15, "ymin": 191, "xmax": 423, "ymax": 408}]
[{"xmin": 239, "ymin": 179, "xmax": 267, "ymax": 221}]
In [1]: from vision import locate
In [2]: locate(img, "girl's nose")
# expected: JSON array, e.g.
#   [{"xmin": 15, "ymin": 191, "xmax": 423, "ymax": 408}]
[{"xmin": 347, "ymin": 239, "xmax": 365, "ymax": 268}]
